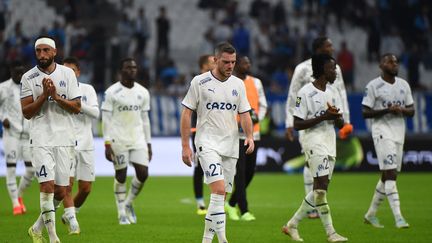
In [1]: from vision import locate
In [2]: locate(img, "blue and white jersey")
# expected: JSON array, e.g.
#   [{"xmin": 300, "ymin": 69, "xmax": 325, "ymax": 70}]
[
  {"xmin": 101, "ymin": 81, "xmax": 150, "ymax": 150},
  {"xmin": 182, "ymin": 71, "xmax": 251, "ymax": 158},
  {"xmin": 362, "ymin": 77, "xmax": 414, "ymax": 143},
  {"xmin": 20, "ymin": 64, "xmax": 81, "ymax": 147},
  {"xmin": 294, "ymin": 83, "xmax": 342, "ymax": 157}
]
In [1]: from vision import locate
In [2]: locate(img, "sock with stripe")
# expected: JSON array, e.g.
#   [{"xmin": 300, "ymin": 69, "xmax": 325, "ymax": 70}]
[
  {"xmin": 303, "ymin": 166, "xmax": 313, "ymax": 195},
  {"xmin": 314, "ymin": 189, "xmax": 335, "ymax": 236},
  {"xmin": 6, "ymin": 166, "xmax": 19, "ymax": 207},
  {"xmin": 365, "ymin": 179, "xmax": 385, "ymax": 218},
  {"xmin": 18, "ymin": 166, "xmax": 35, "ymax": 197},
  {"xmin": 40, "ymin": 192, "xmax": 59, "ymax": 242},
  {"xmin": 385, "ymin": 180, "xmax": 403, "ymax": 221},
  {"xmin": 125, "ymin": 177, "xmax": 144, "ymax": 206},
  {"xmin": 204, "ymin": 194, "xmax": 227, "ymax": 243},
  {"xmin": 114, "ymin": 179, "xmax": 127, "ymax": 217},
  {"xmin": 288, "ymin": 190, "xmax": 314, "ymax": 226}
]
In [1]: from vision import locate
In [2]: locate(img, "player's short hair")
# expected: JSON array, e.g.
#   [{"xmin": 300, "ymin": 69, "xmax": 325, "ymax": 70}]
[
  {"xmin": 198, "ymin": 54, "xmax": 212, "ymax": 69},
  {"xmin": 312, "ymin": 54, "xmax": 335, "ymax": 79},
  {"xmin": 380, "ymin": 53, "xmax": 396, "ymax": 63},
  {"xmin": 312, "ymin": 36, "xmax": 329, "ymax": 54},
  {"xmin": 214, "ymin": 42, "xmax": 236, "ymax": 57},
  {"xmin": 63, "ymin": 56, "xmax": 80, "ymax": 70},
  {"xmin": 119, "ymin": 57, "xmax": 135, "ymax": 69}
]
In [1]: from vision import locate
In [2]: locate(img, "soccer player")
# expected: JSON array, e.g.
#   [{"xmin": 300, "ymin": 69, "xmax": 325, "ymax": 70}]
[
  {"xmin": 282, "ymin": 54, "xmax": 348, "ymax": 242},
  {"xmin": 225, "ymin": 56, "xmax": 267, "ymax": 221},
  {"xmin": 284, "ymin": 36, "xmax": 352, "ymax": 219},
  {"xmin": 101, "ymin": 57, "xmax": 152, "ymax": 225},
  {"xmin": 181, "ymin": 42, "xmax": 254, "ymax": 243},
  {"xmin": 192, "ymin": 54, "xmax": 216, "ymax": 215},
  {"xmin": 362, "ymin": 54, "xmax": 414, "ymax": 229},
  {"xmin": 60, "ymin": 57, "xmax": 100, "ymax": 234},
  {"xmin": 0, "ymin": 60, "xmax": 34, "ymax": 215},
  {"xmin": 21, "ymin": 36, "xmax": 81, "ymax": 243}
]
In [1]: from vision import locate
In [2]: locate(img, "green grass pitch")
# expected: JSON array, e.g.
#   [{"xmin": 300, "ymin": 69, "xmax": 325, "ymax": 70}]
[{"xmin": 0, "ymin": 173, "xmax": 431, "ymax": 242}]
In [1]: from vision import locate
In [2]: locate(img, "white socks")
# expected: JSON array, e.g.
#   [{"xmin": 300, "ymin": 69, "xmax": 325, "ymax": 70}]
[
  {"xmin": 6, "ymin": 167, "xmax": 19, "ymax": 207},
  {"xmin": 314, "ymin": 189, "xmax": 335, "ymax": 236},
  {"xmin": 125, "ymin": 177, "xmax": 144, "ymax": 206},
  {"xmin": 385, "ymin": 180, "xmax": 403, "ymax": 221},
  {"xmin": 204, "ymin": 194, "xmax": 227, "ymax": 243},
  {"xmin": 114, "ymin": 179, "xmax": 127, "ymax": 217},
  {"xmin": 64, "ymin": 207, "xmax": 79, "ymax": 227},
  {"xmin": 18, "ymin": 166, "xmax": 35, "ymax": 197},
  {"xmin": 303, "ymin": 166, "xmax": 313, "ymax": 195},
  {"xmin": 289, "ymin": 191, "xmax": 314, "ymax": 226},
  {"xmin": 39, "ymin": 192, "xmax": 59, "ymax": 242},
  {"xmin": 365, "ymin": 180, "xmax": 385, "ymax": 217}
]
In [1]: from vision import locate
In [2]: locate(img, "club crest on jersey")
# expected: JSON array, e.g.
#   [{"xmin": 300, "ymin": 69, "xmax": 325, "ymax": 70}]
[
  {"xmin": 82, "ymin": 95, "xmax": 87, "ymax": 102},
  {"xmin": 232, "ymin": 89, "xmax": 238, "ymax": 97},
  {"xmin": 295, "ymin": 97, "xmax": 301, "ymax": 107},
  {"xmin": 137, "ymin": 95, "xmax": 142, "ymax": 100},
  {"xmin": 59, "ymin": 80, "xmax": 66, "ymax": 87}
]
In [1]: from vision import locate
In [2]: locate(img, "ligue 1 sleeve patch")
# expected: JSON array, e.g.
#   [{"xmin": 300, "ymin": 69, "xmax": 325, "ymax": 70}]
[{"xmin": 295, "ymin": 97, "xmax": 301, "ymax": 107}]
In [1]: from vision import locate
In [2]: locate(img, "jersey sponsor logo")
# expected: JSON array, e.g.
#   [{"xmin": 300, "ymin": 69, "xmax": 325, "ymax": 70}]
[
  {"xmin": 199, "ymin": 77, "xmax": 211, "ymax": 85},
  {"xmin": 208, "ymin": 88, "xmax": 215, "ymax": 93},
  {"xmin": 232, "ymin": 89, "xmax": 238, "ymax": 97},
  {"xmin": 295, "ymin": 97, "xmax": 301, "ymax": 107},
  {"xmin": 59, "ymin": 80, "xmax": 66, "ymax": 87},
  {"xmin": 381, "ymin": 100, "xmax": 405, "ymax": 107},
  {"xmin": 28, "ymin": 72, "xmax": 40, "ymax": 79},
  {"xmin": 35, "ymin": 83, "xmax": 42, "ymax": 88},
  {"xmin": 118, "ymin": 105, "xmax": 141, "ymax": 112},
  {"xmin": 206, "ymin": 102, "xmax": 237, "ymax": 111}
]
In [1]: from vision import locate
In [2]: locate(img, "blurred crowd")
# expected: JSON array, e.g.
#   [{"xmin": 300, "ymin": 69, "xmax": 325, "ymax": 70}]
[{"xmin": 0, "ymin": 0, "xmax": 431, "ymax": 96}]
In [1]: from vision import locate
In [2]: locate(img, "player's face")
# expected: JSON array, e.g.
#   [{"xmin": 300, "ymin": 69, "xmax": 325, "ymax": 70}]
[
  {"xmin": 321, "ymin": 39, "xmax": 334, "ymax": 56},
  {"xmin": 10, "ymin": 65, "xmax": 25, "ymax": 84},
  {"xmin": 216, "ymin": 52, "xmax": 236, "ymax": 79},
  {"xmin": 35, "ymin": 44, "xmax": 56, "ymax": 69},
  {"xmin": 237, "ymin": 57, "xmax": 251, "ymax": 75},
  {"xmin": 64, "ymin": 63, "xmax": 81, "ymax": 78},
  {"xmin": 324, "ymin": 60, "xmax": 337, "ymax": 84},
  {"xmin": 121, "ymin": 60, "xmax": 138, "ymax": 81},
  {"xmin": 380, "ymin": 55, "xmax": 399, "ymax": 77}
]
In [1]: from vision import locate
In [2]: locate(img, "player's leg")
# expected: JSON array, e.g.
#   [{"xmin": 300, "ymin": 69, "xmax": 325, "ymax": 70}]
[
  {"xmin": 226, "ymin": 140, "xmax": 245, "ymax": 221},
  {"xmin": 17, "ymin": 142, "xmax": 35, "ymax": 213},
  {"xmin": 199, "ymin": 150, "xmax": 230, "ymax": 243},
  {"xmin": 240, "ymin": 140, "xmax": 259, "ymax": 221},
  {"xmin": 29, "ymin": 147, "xmax": 60, "ymax": 243},
  {"xmin": 303, "ymin": 164, "xmax": 318, "ymax": 219},
  {"xmin": 3, "ymin": 135, "xmax": 21, "ymax": 214},
  {"xmin": 111, "ymin": 146, "xmax": 130, "ymax": 224},
  {"xmin": 364, "ymin": 175, "xmax": 385, "ymax": 228},
  {"xmin": 74, "ymin": 150, "xmax": 95, "ymax": 212},
  {"xmin": 192, "ymin": 133, "xmax": 207, "ymax": 214}
]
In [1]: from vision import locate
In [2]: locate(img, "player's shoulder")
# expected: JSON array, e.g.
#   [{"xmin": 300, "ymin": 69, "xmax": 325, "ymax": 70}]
[
  {"xmin": 105, "ymin": 81, "xmax": 121, "ymax": 94},
  {"xmin": 395, "ymin": 77, "xmax": 410, "ymax": 88},
  {"xmin": 21, "ymin": 66, "xmax": 40, "ymax": 82},
  {"xmin": 80, "ymin": 82, "xmax": 96, "ymax": 92},
  {"xmin": 294, "ymin": 59, "xmax": 311, "ymax": 72},
  {"xmin": 0, "ymin": 78, "xmax": 12, "ymax": 88},
  {"xmin": 57, "ymin": 63, "xmax": 76, "ymax": 77},
  {"xmin": 192, "ymin": 71, "xmax": 212, "ymax": 86},
  {"xmin": 229, "ymin": 74, "xmax": 244, "ymax": 84},
  {"xmin": 366, "ymin": 77, "xmax": 383, "ymax": 89},
  {"xmin": 134, "ymin": 82, "xmax": 150, "ymax": 95},
  {"xmin": 298, "ymin": 82, "xmax": 314, "ymax": 95}
]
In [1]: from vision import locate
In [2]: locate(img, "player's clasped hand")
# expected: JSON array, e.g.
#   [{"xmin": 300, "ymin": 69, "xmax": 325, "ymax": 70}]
[
  {"xmin": 182, "ymin": 146, "xmax": 193, "ymax": 167},
  {"xmin": 323, "ymin": 102, "xmax": 341, "ymax": 120},
  {"xmin": 388, "ymin": 103, "xmax": 403, "ymax": 115}
]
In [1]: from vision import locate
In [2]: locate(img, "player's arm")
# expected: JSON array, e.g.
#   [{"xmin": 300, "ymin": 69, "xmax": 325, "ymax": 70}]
[
  {"xmin": 362, "ymin": 105, "xmax": 390, "ymax": 119},
  {"xmin": 80, "ymin": 88, "xmax": 99, "ymax": 119},
  {"xmin": 294, "ymin": 107, "xmax": 342, "ymax": 130},
  {"xmin": 180, "ymin": 106, "xmax": 193, "ymax": 167},
  {"xmin": 399, "ymin": 104, "xmax": 415, "ymax": 117},
  {"xmin": 48, "ymin": 80, "xmax": 81, "ymax": 114},
  {"xmin": 285, "ymin": 67, "xmax": 304, "ymax": 141},
  {"xmin": 102, "ymin": 109, "xmax": 114, "ymax": 162},
  {"xmin": 0, "ymin": 90, "xmax": 8, "ymax": 128},
  {"xmin": 21, "ymin": 77, "xmax": 50, "ymax": 119},
  {"xmin": 141, "ymin": 110, "xmax": 152, "ymax": 161},
  {"xmin": 239, "ymin": 111, "xmax": 255, "ymax": 154}
]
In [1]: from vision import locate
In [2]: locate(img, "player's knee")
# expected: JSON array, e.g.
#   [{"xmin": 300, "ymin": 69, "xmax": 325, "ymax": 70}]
[
  {"xmin": 80, "ymin": 182, "xmax": 92, "ymax": 194},
  {"xmin": 115, "ymin": 169, "xmax": 127, "ymax": 183},
  {"xmin": 313, "ymin": 189, "xmax": 327, "ymax": 205},
  {"xmin": 54, "ymin": 186, "xmax": 67, "ymax": 200},
  {"xmin": 136, "ymin": 171, "xmax": 148, "ymax": 183}
]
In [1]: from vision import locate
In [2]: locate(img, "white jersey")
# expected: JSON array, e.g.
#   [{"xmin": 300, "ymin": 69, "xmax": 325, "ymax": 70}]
[
  {"xmin": 182, "ymin": 71, "xmax": 251, "ymax": 158},
  {"xmin": 0, "ymin": 79, "xmax": 30, "ymax": 139},
  {"xmin": 20, "ymin": 64, "xmax": 81, "ymax": 147},
  {"xmin": 362, "ymin": 77, "xmax": 414, "ymax": 144},
  {"xmin": 101, "ymin": 81, "xmax": 150, "ymax": 149},
  {"xmin": 74, "ymin": 83, "xmax": 99, "ymax": 150},
  {"xmin": 285, "ymin": 58, "xmax": 350, "ymax": 128},
  {"xmin": 293, "ymin": 83, "xmax": 343, "ymax": 157}
]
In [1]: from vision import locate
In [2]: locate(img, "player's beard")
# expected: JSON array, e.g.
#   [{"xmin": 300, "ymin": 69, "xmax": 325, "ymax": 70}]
[
  {"xmin": 385, "ymin": 68, "xmax": 398, "ymax": 77},
  {"xmin": 37, "ymin": 57, "xmax": 54, "ymax": 69}
]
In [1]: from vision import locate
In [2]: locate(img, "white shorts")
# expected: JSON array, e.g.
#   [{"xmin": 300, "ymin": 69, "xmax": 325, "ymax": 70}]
[
  {"xmin": 197, "ymin": 148, "xmax": 237, "ymax": 193},
  {"xmin": 111, "ymin": 144, "xmax": 149, "ymax": 170},
  {"xmin": 373, "ymin": 137, "xmax": 403, "ymax": 172},
  {"xmin": 70, "ymin": 150, "xmax": 95, "ymax": 182},
  {"xmin": 31, "ymin": 146, "xmax": 75, "ymax": 186},
  {"xmin": 3, "ymin": 135, "xmax": 32, "ymax": 163},
  {"xmin": 305, "ymin": 150, "xmax": 336, "ymax": 179}
]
